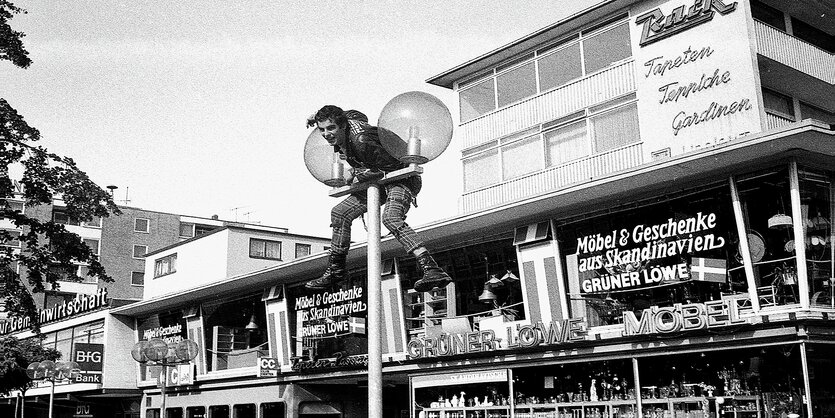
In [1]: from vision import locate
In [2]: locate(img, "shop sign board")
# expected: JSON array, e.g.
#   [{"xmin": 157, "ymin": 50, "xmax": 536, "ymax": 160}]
[
  {"xmin": 137, "ymin": 311, "xmax": 187, "ymax": 344},
  {"xmin": 73, "ymin": 372, "xmax": 102, "ymax": 384},
  {"xmin": 412, "ymin": 369, "xmax": 508, "ymax": 388},
  {"xmin": 631, "ymin": 0, "xmax": 763, "ymax": 156},
  {"xmin": 290, "ymin": 352, "xmax": 368, "ymax": 372},
  {"xmin": 159, "ymin": 364, "xmax": 194, "ymax": 386},
  {"xmin": 73, "ymin": 404, "xmax": 93, "ymax": 418},
  {"xmin": 293, "ymin": 285, "xmax": 367, "ymax": 339},
  {"xmin": 407, "ymin": 318, "xmax": 589, "ymax": 360},
  {"xmin": 622, "ymin": 298, "xmax": 748, "ymax": 336},
  {"xmin": 73, "ymin": 343, "xmax": 104, "ymax": 372},
  {"xmin": 0, "ymin": 288, "xmax": 109, "ymax": 335},
  {"xmin": 573, "ymin": 211, "xmax": 727, "ymax": 294},
  {"xmin": 258, "ymin": 357, "xmax": 280, "ymax": 377}
]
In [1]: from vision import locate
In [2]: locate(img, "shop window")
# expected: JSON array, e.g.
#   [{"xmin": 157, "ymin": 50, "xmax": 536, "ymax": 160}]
[
  {"xmin": 501, "ymin": 134, "xmax": 543, "ymax": 180},
  {"xmin": 582, "ymin": 22, "xmax": 632, "ymax": 74},
  {"xmin": 750, "ymin": 0, "xmax": 786, "ymax": 31},
  {"xmin": 260, "ymin": 403, "xmax": 285, "ymax": 418},
  {"xmin": 496, "ymin": 62, "xmax": 537, "ymax": 109},
  {"xmin": 208, "ymin": 406, "xmax": 229, "ymax": 418},
  {"xmin": 808, "ymin": 343, "xmax": 835, "ymax": 416},
  {"xmin": 295, "ymin": 243, "xmax": 312, "ymax": 259},
  {"xmin": 459, "ymin": 78, "xmax": 496, "ymax": 123},
  {"xmin": 412, "ymin": 370, "xmax": 511, "ymax": 416},
  {"xmin": 799, "ymin": 169, "xmax": 833, "ymax": 309},
  {"xmin": 250, "ymin": 238, "xmax": 281, "ymax": 260},
  {"xmin": 135, "ymin": 218, "xmax": 150, "ymax": 233},
  {"xmin": 591, "ymin": 102, "xmax": 639, "ymax": 153},
  {"xmin": 558, "ymin": 182, "xmax": 739, "ymax": 325},
  {"xmin": 133, "ymin": 244, "xmax": 148, "ymax": 259},
  {"xmin": 512, "ymin": 359, "xmax": 634, "ymax": 416},
  {"xmin": 538, "ymin": 42, "xmax": 582, "ymax": 92},
  {"xmin": 185, "ymin": 407, "xmax": 205, "ymax": 418},
  {"xmin": 131, "ymin": 271, "xmax": 145, "ymax": 286},
  {"xmin": 637, "ymin": 346, "xmax": 805, "ymax": 417},
  {"xmin": 545, "ymin": 120, "xmax": 588, "ymax": 166},
  {"xmin": 165, "ymin": 408, "xmax": 183, "ymax": 418},
  {"xmin": 202, "ymin": 295, "xmax": 268, "ymax": 372},
  {"xmin": 737, "ymin": 166, "xmax": 799, "ymax": 307},
  {"xmin": 146, "ymin": 409, "xmax": 160, "ymax": 418},
  {"xmin": 232, "ymin": 404, "xmax": 255, "ymax": 418},
  {"xmin": 762, "ymin": 88, "xmax": 795, "ymax": 120},
  {"xmin": 799, "ymin": 101, "xmax": 835, "ymax": 124},
  {"xmin": 463, "ymin": 149, "xmax": 499, "ymax": 192},
  {"xmin": 154, "ymin": 254, "xmax": 177, "ymax": 278}
]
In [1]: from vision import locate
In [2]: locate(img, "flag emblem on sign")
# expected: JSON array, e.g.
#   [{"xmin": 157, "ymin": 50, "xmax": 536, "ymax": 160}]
[
  {"xmin": 690, "ymin": 257, "xmax": 727, "ymax": 283},
  {"xmin": 349, "ymin": 317, "xmax": 366, "ymax": 335}
]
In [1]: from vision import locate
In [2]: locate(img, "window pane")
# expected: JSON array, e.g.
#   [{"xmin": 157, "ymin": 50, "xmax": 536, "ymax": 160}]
[
  {"xmin": 179, "ymin": 222, "xmax": 195, "ymax": 238},
  {"xmin": 792, "ymin": 17, "xmax": 835, "ymax": 53},
  {"xmin": 166, "ymin": 408, "xmax": 183, "ymax": 418},
  {"xmin": 186, "ymin": 407, "xmax": 206, "ymax": 418},
  {"xmin": 546, "ymin": 120, "xmax": 589, "ymax": 166},
  {"xmin": 260, "ymin": 403, "xmax": 285, "ymax": 418},
  {"xmin": 232, "ymin": 404, "xmax": 255, "ymax": 418},
  {"xmin": 583, "ymin": 23, "xmax": 632, "ymax": 74},
  {"xmin": 265, "ymin": 241, "xmax": 282, "ymax": 259},
  {"xmin": 131, "ymin": 271, "xmax": 145, "ymax": 286},
  {"xmin": 463, "ymin": 149, "xmax": 499, "ymax": 192},
  {"xmin": 249, "ymin": 240, "xmax": 264, "ymax": 258},
  {"xmin": 501, "ymin": 135, "xmax": 543, "ymax": 180},
  {"xmin": 83, "ymin": 239, "xmax": 99, "ymax": 255},
  {"xmin": 763, "ymin": 88, "xmax": 794, "ymax": 118},
  {"xmin": 295, "ymin": 243, "xmax": 311, "ymax": 258},
  {"xmin": 135, "ymin": 218, "xmax": 149, "ymax": 232},
  {"xmin": 538, "ymin": 42, "xmax": 582, "ymax": 92},
  {"xmin": 800, "ymin": 102, "xmax": 835, "ymax": 124},
  {"xmin": 591, "ymin": 103, "xmax": 640, "ymax": 153},
  {"xmin": 751, "ymin": 0, "xmax": 786, "ymax": 30},
  {"xmin": 459, "ymin": 79, "xmax": 495, "ymax": 123},
  {"xmin": 133, "ymin": 245, "xmax": 147, "ymax": 258},
  {"xmin": 208, "ymin": 406, "xmax": 229, "ymax": 418},
  {"xmin": 86, "ymin": 216, "xmax": 102, "ymax": 227},
  {"xmin": 496, "ymin": 62, "xmax": 537, "ymax": 108}
]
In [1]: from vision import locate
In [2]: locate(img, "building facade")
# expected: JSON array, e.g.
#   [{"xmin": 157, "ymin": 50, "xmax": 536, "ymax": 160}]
[{"xmin": 75, "ymin": 0, "xmax": 835, "ymax": 417}]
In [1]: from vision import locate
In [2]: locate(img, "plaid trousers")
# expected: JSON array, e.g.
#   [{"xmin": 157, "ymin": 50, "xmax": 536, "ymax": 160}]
[{"xmin": 329, "ymin": 180, "xmax": 423, "ymax": 254}]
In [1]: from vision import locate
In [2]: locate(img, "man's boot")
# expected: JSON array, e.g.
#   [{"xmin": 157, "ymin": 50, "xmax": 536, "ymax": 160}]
[
  {"xmin": 413, "ymin": 252, "xmax": 452, "ymax": 293},
  {"xmin": 305, "ymin": 253, "xmax": 346, "ymax": 290}
]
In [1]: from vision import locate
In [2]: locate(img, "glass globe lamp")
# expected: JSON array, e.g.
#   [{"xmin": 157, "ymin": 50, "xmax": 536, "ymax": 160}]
[
  {"xmin": 303, "ymin": 128, "xmax": 348, "ymax": 187},
  {"xmin": 378, "ymin": 91, "xmax": 453, "ymax": 164}
]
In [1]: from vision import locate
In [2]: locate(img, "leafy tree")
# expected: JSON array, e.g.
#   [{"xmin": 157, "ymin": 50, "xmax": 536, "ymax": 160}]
[
  {"xmin": 0, "ymin": 336, "xmax": 61, "ymax": 415},
  {"xmin": 0, "ymin": 1, "xmax": 120, "ymax": 327}
]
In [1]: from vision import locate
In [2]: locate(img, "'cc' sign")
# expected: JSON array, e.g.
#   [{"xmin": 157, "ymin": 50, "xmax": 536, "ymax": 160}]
[{"xmin": 259, "ymin": 357, "xmax": 279, "ymax": 377}]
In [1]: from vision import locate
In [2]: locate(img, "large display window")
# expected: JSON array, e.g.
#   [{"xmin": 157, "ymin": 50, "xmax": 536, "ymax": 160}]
[
  {"xmin": 807, "ymin": 343, "xmax": 835, "ymax": 417},
  {"xmin": 798, "ymin": 169, "xmax": 834, "ymax": 309},
  {"xmin": 736, "ymin": 167, "xmax": 799, "ymax": 307},
  {"xmin": 202, "ymin": 294, "xmax": 268, "ymax": 372},
  {"xmin": 557, "ymin": 182, "xmax": 739, "ymax": 325}
]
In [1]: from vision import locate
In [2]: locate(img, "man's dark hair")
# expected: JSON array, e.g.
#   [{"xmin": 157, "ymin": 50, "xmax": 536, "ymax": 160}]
[{"xmin": 308, "ymin": 105, "xmax": 347, "ymax": 128}]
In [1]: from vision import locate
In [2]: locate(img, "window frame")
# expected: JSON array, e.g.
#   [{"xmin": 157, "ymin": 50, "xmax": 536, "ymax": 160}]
[
  {"xmin": 153, "ymin": 253, "xmax": 177, "ymax": 278},
  {"xmin": 134, "ymin": 218, "xmax": 150, "ymax": 233},
  {"xmin": 83, "ymin": 238, "xmax": 100, "ymax": 256},
  {"xmin": 294, "ymin": 243, "xmax": 312, "ymax": 259},
  {"xmin": 249, "ymin": 238, "xmax": 282, "ymax": 261},
  {"xmin": 179, "ymin": 222, "xmax": 195, "ymax": 238},
  {"xmin": 131, "ymin": 271, "xmax": 145, "ymax": 287},
  {"xmin": 133, "ymin": 244, "xmax": 148, "ymax": 259}
]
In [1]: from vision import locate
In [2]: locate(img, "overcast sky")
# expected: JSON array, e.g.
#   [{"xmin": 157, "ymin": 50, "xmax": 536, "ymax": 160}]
[{"xmin": 2, "ymin": 1, "xmax": 599, "ymax": 238}]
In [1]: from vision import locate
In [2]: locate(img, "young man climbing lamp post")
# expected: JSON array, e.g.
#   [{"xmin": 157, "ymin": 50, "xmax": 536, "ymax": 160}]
[{"xmin": 304, "ymin": 105, "xmax": 451, "ymax": 293}]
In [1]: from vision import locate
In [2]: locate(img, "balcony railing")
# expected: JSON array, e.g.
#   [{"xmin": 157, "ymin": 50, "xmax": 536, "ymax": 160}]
[
  {"xmin": 765, "ymin": 112, "xmax": 795, "ymax": 130},
  {"xmin": 460, "ymin": 142, "xmax": 643, "ymax": 213},
  {"xmin": 460, "ymin": 60, "xmax": 637, "ymax": 150},
  {"xmin": 754, "ymin": 20, "xmax": 835, "ymax": 84}
]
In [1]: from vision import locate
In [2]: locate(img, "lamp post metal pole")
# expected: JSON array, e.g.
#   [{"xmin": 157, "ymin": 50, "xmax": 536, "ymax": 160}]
[
  {"xmin": 367, "ymin": 183, "xmax": 383, "ymax": 418},
  {"xmin": 47, "ymin": 378, "xmax": 55, "ymax": 418},
  {"xmin": 159, "ymin": 365, "xmax": 168, "ymax": 418}
]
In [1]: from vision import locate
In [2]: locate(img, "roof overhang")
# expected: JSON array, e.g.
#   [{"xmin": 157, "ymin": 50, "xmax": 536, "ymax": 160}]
[
  {"xmin": 112, "ymin": 121, "xmax": 834, "ymax": 318},
  {"xmin": 427, "ymin": 0, "xmax": 637, "ymax": 89}
]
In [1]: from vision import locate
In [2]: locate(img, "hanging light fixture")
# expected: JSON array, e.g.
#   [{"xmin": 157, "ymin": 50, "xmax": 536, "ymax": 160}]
[
  {"xmin": 478, "ymin": 282, "xmax": 497, "ymax": 302},
  {"xmin": 768, "ymin": 212, "xmax": 793, "ymax": 229},
  {"xmin": 501, "ymin": 270, "xmax": 519, "ymax": 283},
  {"xmin": 245, "ymin": 313, "xmax": 259, "ymax": 330}
]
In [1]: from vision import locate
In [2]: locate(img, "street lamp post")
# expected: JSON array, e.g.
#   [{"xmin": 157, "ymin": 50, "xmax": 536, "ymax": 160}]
[
  {"xmin": 304, "ymin": 91, "xmax": 453, "ymax": 418},
  {"xmin": 25, "ymin": 360, "xmax": 81, "ymax": 418},
  {"xmin": 131, "ymin": 338, "xmax": 198, "ymax": 418}
]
